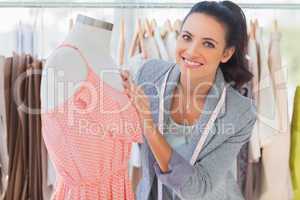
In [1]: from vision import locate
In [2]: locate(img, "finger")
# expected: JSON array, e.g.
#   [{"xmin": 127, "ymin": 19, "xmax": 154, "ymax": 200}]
[
  {"xmin": 120, "ymin": 69, "xmax": 130, "ymax": 80},
  {"xmin": 120, "ymin": 72, "xmax": 127, "ymax": 81},
  {"xmin": 128, "ymin": 82, "xmax": 139, "ymax": 96},
  {"xmin": 120, "ymin": 73, "xmax": 128, "ymax": 81},
  {"xmin": 124, "ymin": 88, "xmax": 131, "ymax": 96},
  {"xmin": 123, "ymin": 81, "xmax": 136, "ymax": 96},
  {"xmin": 134, "ymin": 84, "xmax": 145, "ymax": 96},
  {"xmin": 122, "ymin": 79, "xmax": 130, "ymax": 87},
  {"xmin": 127, "ymin": 73, "xmax": 135, "ymax": 85},
  {"xmin": 122, "ymin": 69, "xmax": 130, "ymax": 77}
]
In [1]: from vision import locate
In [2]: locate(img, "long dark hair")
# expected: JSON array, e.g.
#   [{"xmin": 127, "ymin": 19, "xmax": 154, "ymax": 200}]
[{"xmin": 182, "ymin": 1, "xmax": 252, "ymax": 89}]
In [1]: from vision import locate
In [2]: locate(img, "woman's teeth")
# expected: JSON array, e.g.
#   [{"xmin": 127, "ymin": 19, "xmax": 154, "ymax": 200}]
[{"xmin": 183, "ymin": 58, "xmax": 203, "ymax": 67}]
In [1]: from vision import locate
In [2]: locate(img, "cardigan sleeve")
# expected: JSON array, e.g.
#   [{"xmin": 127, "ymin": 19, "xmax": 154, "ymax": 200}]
[{"xmin": 153, "ymin": 105, "xmax": 256, "ymax": 199}]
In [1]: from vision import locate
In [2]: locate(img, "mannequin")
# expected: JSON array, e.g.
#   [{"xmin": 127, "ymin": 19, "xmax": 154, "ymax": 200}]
[
  {"xmin": 41, "ymin": 14, "xmax": 123, "ymax": 111},
  {"xmin": 40, "ymin": 15, "xmax": 142, "ymax": 200}
]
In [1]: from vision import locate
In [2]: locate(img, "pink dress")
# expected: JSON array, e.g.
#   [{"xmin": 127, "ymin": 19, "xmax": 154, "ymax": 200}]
[{"xmin": 41, "ymin": 44, "xmax": 143, "ymax": 200}]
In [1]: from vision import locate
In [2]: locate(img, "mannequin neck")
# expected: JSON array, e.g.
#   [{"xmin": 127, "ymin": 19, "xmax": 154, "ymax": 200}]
[{"xmin": 63, "ymin": 14, "xmax": 113, "ymax": 63}]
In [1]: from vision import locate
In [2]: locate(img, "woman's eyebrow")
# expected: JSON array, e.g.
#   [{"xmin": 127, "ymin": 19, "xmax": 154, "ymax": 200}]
[
  {"xmin": 182, "ymin": 30, "xmax": 219, "ymax": 44},
  {"xmin": 182, "ymin": 30, "xmax": 193, "ymax": 37},
  {"xmin": 202, "ymin": 37, "xmax": 218, "ymax": 44}
]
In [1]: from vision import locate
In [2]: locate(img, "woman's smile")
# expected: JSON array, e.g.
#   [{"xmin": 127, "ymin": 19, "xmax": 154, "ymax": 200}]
[{"xmin": 181, "ymin": 55, "xmax": 204, "ymax": 69}]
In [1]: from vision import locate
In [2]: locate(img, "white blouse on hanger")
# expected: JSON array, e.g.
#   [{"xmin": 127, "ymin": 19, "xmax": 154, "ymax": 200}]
[
  {"xmin": 255, "ymin": 26, "xmax": 280, "ymax": 148},
  {"xmin": 144, "ymin": 36, "xmax": 161, "ymax": 59},
  {"xmin": 154, "ymin": 28, "xmax": 169, "ymax": 61},
  {"xmin": 259, "ymin": 30, "xmax": 293, "ymax": 200},
  {"xmin": 247, "ymin": 36, "xmax": 261, "ymax": 162},
  {"xmin": 163, "ymin": 31, "xmax": 177, "ymax": 62}
]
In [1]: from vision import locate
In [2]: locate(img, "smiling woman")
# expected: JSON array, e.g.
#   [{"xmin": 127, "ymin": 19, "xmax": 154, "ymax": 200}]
[
  {"xmin": 121, "ymin": 1, "xmax": 257, "ymax": 200},
  {"xmin": 176, "ymin": 1, "xmax": 252, "ymax": 91}
]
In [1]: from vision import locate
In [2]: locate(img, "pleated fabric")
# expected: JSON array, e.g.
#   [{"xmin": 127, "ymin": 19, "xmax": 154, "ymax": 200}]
[{"xmin": 3, "ymin": 54, "xmax": 44, "ymax": 200}]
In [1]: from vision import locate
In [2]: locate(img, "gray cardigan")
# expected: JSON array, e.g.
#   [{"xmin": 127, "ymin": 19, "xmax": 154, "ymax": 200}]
[{"xmin": 134, "ymin": 59, "xmax": 256, "ymax": 200}]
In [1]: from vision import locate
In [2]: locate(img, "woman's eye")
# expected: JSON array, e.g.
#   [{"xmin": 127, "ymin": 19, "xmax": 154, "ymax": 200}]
[
  {"xmin": 203, "ymin": 41, "xmax": 215, "ymax": 48},
  {"xmin": 182, "ymin": 34, "xmax": 191, "ymax": 41}
]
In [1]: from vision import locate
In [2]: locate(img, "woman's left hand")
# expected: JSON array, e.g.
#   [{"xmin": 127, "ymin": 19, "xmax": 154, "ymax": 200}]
[{"xmin": 120, "ymin": 70, "xmax": 155, "ymax": 130}]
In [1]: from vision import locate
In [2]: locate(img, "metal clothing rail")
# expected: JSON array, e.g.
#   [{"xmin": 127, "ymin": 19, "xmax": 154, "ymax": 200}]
[{"xmin": 0, "ymin": 1, "xmax": 300, "ymax": 9}]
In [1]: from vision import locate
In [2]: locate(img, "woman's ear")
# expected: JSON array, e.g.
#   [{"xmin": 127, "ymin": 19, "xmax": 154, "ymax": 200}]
[{"xmin": 221, "ymin": 46, "xmax": 235, "ymax": 63}]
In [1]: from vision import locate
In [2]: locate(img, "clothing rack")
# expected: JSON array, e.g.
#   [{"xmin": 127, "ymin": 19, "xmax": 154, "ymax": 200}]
[{"xmin": 0, "ymin": 1, "xmax": 300, "ymax": 10}]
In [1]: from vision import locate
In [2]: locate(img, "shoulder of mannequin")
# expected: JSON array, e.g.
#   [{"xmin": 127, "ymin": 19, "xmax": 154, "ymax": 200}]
[
  {"xmin": 44, "ymin": 47, "xmax": 87, "ymax": 72},
  {"xmin": 135, "ymin": 59, "xmax": 174, "ymax": 85}
]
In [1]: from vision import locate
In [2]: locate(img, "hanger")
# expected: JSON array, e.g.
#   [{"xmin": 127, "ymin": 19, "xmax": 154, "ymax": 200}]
[
  {"xmin": 68, "ymin": 3, "xmax": 74, "ymax": 32},
  {"xmin": 165, "ymin": 19, "xmax": 173, "ymax": 33},
  {"xmin": 129, "ymin": 19, "xmax": 147, "ymax": 59},
  {"xmin": 129, "ymin": 2, "xmax": 142, "ymax": 57},
  {"xmin": 69, "ymin": 18, "xmax": 74, "ymax": 32},
  {"xmin": 164, "ymin": 19, "xmax": 173, "ymax": 37},
  {"xmin": 173, "ymin": 19, "xmax": 182, "ymax": 34},
  {"xmin": 129, "ymin": 19, "xmax": 140, "ymax": 57},
  {"xmin": 273, "ymin": 19, "xmax": 278, "ymax": 33},
  {"xmin": 138, "ymin": 19, "xmax": 147, "ymax": 59},
  {"xmin": 160, "ymin": 19, "xmax": 173, "ymax": 38},
  {"xmin": 249, "ymin": 19, "xmax": 255, "ymax": 39},
  {"xmin": 144, "ymin": 18, "xmax": 153, "ymax": 37},
  {"xmin": 151, "ymin": 19, "xmax": 157, "ymax": 31},
  {"xmin": 118, "ymin": 16, "xmax": 125, "ymax": 66},
  {"xmin": 254, "ymin": 18, "xmax": 259, "ymax": 29}
]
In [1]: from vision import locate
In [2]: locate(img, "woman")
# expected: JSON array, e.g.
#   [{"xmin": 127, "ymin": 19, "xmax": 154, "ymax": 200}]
[{"xmin": 121, "ymin": 1, "xmax": 256, "ymax": 199}]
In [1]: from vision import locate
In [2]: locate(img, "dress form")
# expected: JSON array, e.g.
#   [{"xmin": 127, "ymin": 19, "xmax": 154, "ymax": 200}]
[{"xmin": 41, "ymin": 14, "xmax": 123, "ymax": 111}]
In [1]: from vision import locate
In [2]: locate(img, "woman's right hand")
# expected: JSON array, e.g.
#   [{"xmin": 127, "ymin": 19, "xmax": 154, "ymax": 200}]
[{"xmin": 120, "ymin": 69, "xmax": 155, "ymax": 129}]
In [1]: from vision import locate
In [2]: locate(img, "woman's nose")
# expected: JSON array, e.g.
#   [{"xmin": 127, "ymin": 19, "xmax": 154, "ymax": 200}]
[{"xmin": 186, "ymin": 43, "xmax": 201, "ymax": 58}]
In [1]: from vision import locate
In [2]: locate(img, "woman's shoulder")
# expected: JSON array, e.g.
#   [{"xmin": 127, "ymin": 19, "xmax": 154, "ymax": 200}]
[
  {"xmin": 225, "ymin": 86, "xmax": 257, "ymax": 128},
  {"xmin": 134, "ymin": 59, "xmax": 175, "ymax": 85}
]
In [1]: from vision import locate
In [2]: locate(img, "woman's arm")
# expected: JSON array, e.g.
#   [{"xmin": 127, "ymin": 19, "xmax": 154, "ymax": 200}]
[
  {"xmin": 142, "ymin": 120, "xmax": 172, "ymax": 173},
  {"xmin": 120, "ymin": 69, "xmax": 173, "ymax": 173}
]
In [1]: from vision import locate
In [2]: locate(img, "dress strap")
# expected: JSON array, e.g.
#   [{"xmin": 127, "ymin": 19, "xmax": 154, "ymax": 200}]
[{"xmin": 56, "ymin": 43, "xmax": 91, "ymax": 71}]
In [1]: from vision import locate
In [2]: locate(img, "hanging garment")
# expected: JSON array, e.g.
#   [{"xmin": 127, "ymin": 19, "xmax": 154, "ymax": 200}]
[
  {"xmin": 237, "ymin": 42, "xmax": 255, "ymax": 196},
  {"xmin": 16, "ymin": 22, "xmax": 34, "ymax": 55},
  {"xmin": 237, "ymin": 143, "xmax": 249, "ymax": 196},
  {"xmin": 290, "ymin": 86, "xmax": 300, "ymax": 200},
  {"xmin": 26, "ymin": 56, "xmax": 44, "ymax": 200},
  {"xmin": 144, "ymin": 36, "xmax": 161, "ymax": 59},
  {"xmin": 3, "ymin": 54, "xmax": 44, "ymax": 200},
  {"xmin": 268, "ymin": 31, "xmax": 290, "ymax": 136},
  {"xmin": 247, "ymin": 36, "xmax": 261, "ymax": 163},
  {"xmin": 0, "ymin": 55, "xmax": 9, "ymax": 197},
  {"xmin": 38, "ymin": 59, "xmax": 56, "ymax": 199},
  {"xmin": 153, "ymin": 28, "xmax": 169, "ymax": 61},
  {"xmin": 126, "ymin": 40, "xmax": 146, "ymax": 182},
  {"xmin": 258, "ymin": 30, "xmax": 292, "ymax": 200},
  {"xmin": 255, "ymin": 26, "xmax": 280, "ymax": 147},
  {"xmin": 41, "ymin": 137, "xmax": 54, "ymax": 200},
  {"xmin": 244, "ymin": 34, "xmax": 261, "ymax": 200},
  {"xmin": 47, "ymin": 158, "xmax": 56, "ymax": 187},
  {"xmin": 41, "ymin": 44, "xmax": 143, "ymax": 200},
  {"xmin": 163, "ymin": 31, "xmax": 177, "ymax": 62},
  {"xmin": 4, "ymin": 55, "xmax": 27, "ymax": 200}
]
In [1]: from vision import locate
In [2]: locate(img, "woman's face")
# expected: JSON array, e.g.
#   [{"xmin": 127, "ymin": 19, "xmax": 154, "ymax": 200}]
[{"xmin": 176, "ymin": 13, "xmax": 235, "ymax": 81}]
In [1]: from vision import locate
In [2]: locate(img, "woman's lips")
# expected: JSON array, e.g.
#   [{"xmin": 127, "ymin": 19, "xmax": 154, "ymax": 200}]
[{"xmin": 182, "ymin": 57, "xmax": 204, "ymax": 69}]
